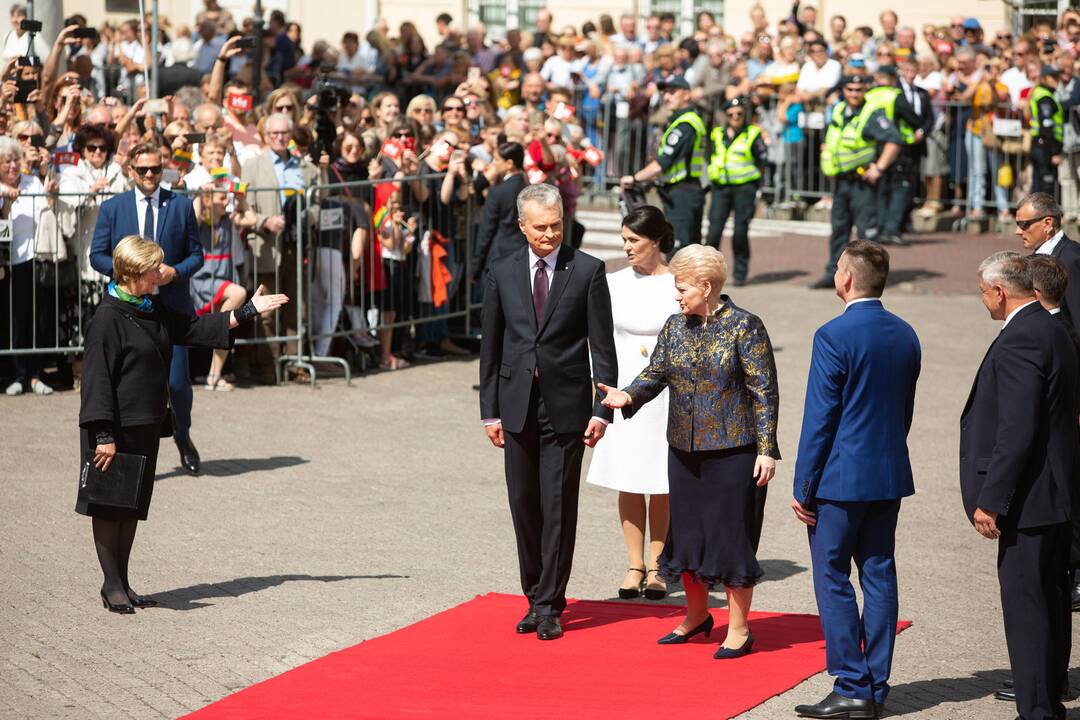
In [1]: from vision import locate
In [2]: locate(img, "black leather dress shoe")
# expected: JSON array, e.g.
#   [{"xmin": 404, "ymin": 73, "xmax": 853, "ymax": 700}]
[
  {"xmin": 1071, "ymin": 582, "xmax": 1080, "ymax": 611},
  {"xmin": 536, "ymin": 616, "xmax": 563, "ymax": 640},
  {"xmin": 175, "ymin": 437, "xmax": 201, "ymax": 475},
  {"xmin": 995, "ymin": 687, "xmax": 1071, "ymax": 702},
  {"xmin": 795, "ymin": 691, "xmax": 878, "ymax": 719},
  {"xmin": 515, "ymin": 611, "xmax": 540, "ymax": 634}
]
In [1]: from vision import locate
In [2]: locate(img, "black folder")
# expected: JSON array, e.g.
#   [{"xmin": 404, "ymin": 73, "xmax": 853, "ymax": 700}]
[{"xmin": 77, "ymin": 451, "xmax": 146, "ymax": 509}]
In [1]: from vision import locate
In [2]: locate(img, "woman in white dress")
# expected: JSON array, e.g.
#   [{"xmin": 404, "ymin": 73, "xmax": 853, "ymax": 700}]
[{"xmin": 586, "ymin": 206, "xmax": 679, "ymax": 600}]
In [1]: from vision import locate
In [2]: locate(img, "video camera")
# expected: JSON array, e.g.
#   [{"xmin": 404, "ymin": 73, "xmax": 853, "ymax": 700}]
[{"xmin": 310, "ymin": 74, "xmax": 352, "ymax": 161}]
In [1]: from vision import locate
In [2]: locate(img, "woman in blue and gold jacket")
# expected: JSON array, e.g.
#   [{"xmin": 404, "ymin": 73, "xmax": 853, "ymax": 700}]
[{"xmin": 600, "ymin": 243, "xmax": 779, "ymax": 661}]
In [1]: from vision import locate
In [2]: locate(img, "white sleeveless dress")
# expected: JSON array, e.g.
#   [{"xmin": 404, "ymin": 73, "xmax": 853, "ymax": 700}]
[{"xmin": 586, "ymin": 267, "xmax": 678, "ymax": 494}]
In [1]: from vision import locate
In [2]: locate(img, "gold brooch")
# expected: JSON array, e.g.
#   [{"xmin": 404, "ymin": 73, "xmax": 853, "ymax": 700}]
[{"xmin": 640, "ymin": 345, "xmax": 648, "ymax": 357}]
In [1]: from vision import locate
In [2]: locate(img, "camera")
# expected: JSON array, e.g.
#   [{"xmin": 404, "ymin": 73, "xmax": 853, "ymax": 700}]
[
  {"xmin": 314, "ymin": 75, "xmax": 350, "ymax": 112},
  {"xmin": 20, "ymin": 20, "xmax": 41, "ymax": 33}
]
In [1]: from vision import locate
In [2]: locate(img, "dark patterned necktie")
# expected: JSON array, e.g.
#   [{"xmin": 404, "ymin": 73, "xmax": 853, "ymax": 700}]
[
  {"xmin": 533, "ymin": 258, "xmax": 548, "ymax": 323},
  {"xmin": 143, "ymin": 196, "xmax": 155, "ymax": 241}
]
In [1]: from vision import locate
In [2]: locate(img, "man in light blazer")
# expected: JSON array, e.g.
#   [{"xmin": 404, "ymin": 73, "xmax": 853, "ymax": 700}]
[
  {"xmin": 241, "ymin": 112, "xmax": 319, "ymax": 380},
  {"xmin": 90, "ymin": 142, "xmax": 204, "ymax": 474},
  {"xmin": 479, "ymin": 183, "xmax": 617, "ymax": 641},
  {"xmin": 792, "ymin": 240, "xmax": 921, "ymax": 719}
]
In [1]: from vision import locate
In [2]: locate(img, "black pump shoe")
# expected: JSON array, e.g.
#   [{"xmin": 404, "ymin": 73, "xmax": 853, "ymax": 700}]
[
  {"xmin": 643, "ymin": 568, "xmax": 667, "ymax": 600},
  {"xmin": 101, "ymin": 590, "xmax": 135, "ymax": 615},
  {"xmin": 618, "ymin": 567, "xmax": 646, "ymax": 599},
  {"xmin": 714, "ymin": 631, "xmax": 754, "ymax": 659},
  {"xmin": 657, "ymin": 614, "xmax": 714, "ymax": 644}
]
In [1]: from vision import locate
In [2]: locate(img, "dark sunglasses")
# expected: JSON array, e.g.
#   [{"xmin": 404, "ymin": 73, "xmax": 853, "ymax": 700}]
[
  {"xmin": 274, "ymin": 103, "xmax": 296, "ymax": 112},
  {"xmin": 359, "ymin": 115, "xmax": 374, "ymax": 124},
  {"xmin": 84, "ymin": 143, "xmax": 107, "ymax": 153},
  {"xmin": 442, "ymin": 105, "xmax": 464, "ymax": 112},
  {"xmin": 1016, "ymin": 215, "xmax": 1053, "ymax": 230},
  {"xmin": 17, "ymin": 133, "xmax": 41, "ymax": 141},
  {"xmin": 133, "ymin": 165, "xmax": 162, "ymax": 176},
  {"xmin": 393, "ymin": 131, "xmax": 413, "ymax": 138}
]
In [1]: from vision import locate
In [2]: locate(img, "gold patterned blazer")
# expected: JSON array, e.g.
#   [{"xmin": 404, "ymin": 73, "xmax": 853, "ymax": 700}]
[{"xmin": 622, "ymin": 297, "xmax": 780, "ymax": 456}]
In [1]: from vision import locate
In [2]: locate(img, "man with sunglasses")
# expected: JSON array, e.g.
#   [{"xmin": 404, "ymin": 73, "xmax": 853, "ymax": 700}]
[
  {"xmin": 620, "ymin": 75, "xmax": 706, "ymax": 254},
  {"xmin": 704, "ymin": 96, "xmax": 765, "ymax": 285},
  {"xmin": 90, "ymin": 142, "xmax": 205, "ymax": 474},
  {"xmin": 812, "ymin": 74, "xmax": 902, "ymax": 289},
  {"xmin": 1015, "ymin": 193, "xmax": 1080, "ymax": 337}
]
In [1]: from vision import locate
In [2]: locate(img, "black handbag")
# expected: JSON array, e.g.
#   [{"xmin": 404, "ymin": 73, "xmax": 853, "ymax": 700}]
[{"xmin": 78, "ymin": 450, "xmax": 146, "ymax": 509}]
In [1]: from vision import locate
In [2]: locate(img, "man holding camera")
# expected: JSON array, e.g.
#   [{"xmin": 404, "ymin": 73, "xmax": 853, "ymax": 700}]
[
  {"xmin": 1, "ymin": 5, "xmax": 47, "ymax": 61},
  {"xmin": 240, "ymin": 112, "xmax": 318, "ymax": 383}
]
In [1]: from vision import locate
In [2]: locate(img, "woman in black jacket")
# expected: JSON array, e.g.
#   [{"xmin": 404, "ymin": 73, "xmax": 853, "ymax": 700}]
[{"xmin": 79, "ymin": 235, "xmax": 288, "ymax": 614}]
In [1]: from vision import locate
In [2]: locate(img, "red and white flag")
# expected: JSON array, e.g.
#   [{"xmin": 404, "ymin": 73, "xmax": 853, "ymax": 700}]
[
  {"xmin": 582, "ymin": 146, "xmax": 604, "ymax": 167},
  {"xmin": 527, "ymin": 167, "xmax": 548, "ymax": 185},
  {"xmin": 429, "ymin": 140, "xmax": 453, "ymax": 165},
  {"xmin": 553, "ymin": 102, "xmax": 576, "ymax": 121},
  {"xmin": 380, "ymin": 139, "xmax": 404, "ymax": 161}
]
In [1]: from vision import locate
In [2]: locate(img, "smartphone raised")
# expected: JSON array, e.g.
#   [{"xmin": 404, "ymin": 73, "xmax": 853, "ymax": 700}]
[
  {"xmin": 235, "ymin": 36, "xmax": 257, "ymax": 50},
  {"xmin": 13, "ymin": 79, "xmax": 36, "ymax": 103},
  {"xmin": 467, "ymin": 66, "xmax": 481, "ymax": 84},
  {"xmin": 182, "ymin": 132, "xmax": 206, "ymax": 144},
  {"xmin": 145, "ymin": 98, "xmax": 169, "ymax": 114},
  {"xmin": 15, "ymin": 56, "xmax": 40, "ymax": 68},
  {"xmin": 71, "ymin": 27, "xmax": 98, "ymax": 40},
  {"xmin": 29, "ymin": 134, "xmax": 45, "ymax": 149}
]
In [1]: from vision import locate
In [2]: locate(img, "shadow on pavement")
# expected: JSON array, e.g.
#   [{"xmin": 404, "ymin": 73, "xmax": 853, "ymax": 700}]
[
  {"xmin": 745, "ymin": 270, "xmax": 808, "ymax": 285},
  {"xmin": 759, "ymin": 558, "xmax": 808, "ymax": 583},
  {"xmin": 886, "ymin": 269, "xmax": 944, "ymax": 286},
  {"xmin": 156, "ymin": 455, "xmax": 309, "ymax": 480},
  {"xmin": 885, "ymin": 668, "xmax": 1013, "ymax": 715},
  {"xmin": 153, "ymin": 573, "xmax": 407, "ymax": 610}
]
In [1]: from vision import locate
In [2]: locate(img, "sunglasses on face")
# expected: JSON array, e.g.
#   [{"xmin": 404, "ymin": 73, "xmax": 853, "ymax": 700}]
[
  {"xmin": 1016, "ymin": 215, "xmax": 1052, "ymax": 230},
  {"xmin": 133, "ymin": 165, "xmax": 162, "ymax": 176},
  {"xmin": 85, "ymin": 143, "xmax": 107, "ymax": 153},
  {"xmin": 17, "ymin": 133, "xmax": 41, "ymax": 141},
  {"xmin": 359, "ymin": 115, "xmax": 373, "ymax": 124},
  {"xmin": 275, "ymin": 103, "xmax": 296, "ymax": 112},
  {"xmin": 443, "ymin": 105, "xmax": 464, "ymax": 113},
  {"xmin": 393, "ymin": 132, "xmax": 413, "ymax": 139}
]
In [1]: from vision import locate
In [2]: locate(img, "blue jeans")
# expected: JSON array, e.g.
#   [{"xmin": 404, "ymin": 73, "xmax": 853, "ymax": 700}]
[{"xmin": 965, "ymin": 129, "xmax": 1009, "ymax": 212}]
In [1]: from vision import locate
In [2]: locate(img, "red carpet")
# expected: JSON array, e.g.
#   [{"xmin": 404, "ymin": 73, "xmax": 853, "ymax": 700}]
[{"xmin": 186, "ymin": 593, "xmax": 911, "ymax": 719}]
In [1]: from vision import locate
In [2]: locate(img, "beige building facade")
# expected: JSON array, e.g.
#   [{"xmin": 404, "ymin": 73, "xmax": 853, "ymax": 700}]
[{"xmin": 61, "ymin": 0, "xmax": 1016, "ymax": 51}]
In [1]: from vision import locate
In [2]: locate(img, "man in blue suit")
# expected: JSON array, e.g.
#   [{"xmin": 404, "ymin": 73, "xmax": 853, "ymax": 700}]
[
  {"xmin": 791, "ymin": 240, "xmax": 921, "ymax": 719},
  {"xmin": 90, "ymin": 141, "xmax": 205, "ymax": 475}
]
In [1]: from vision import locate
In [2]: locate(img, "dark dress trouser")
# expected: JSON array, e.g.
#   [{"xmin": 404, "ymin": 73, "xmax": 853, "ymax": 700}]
[
  {"xmin": 999, "ymin": 522, "xmax": 1070, "ymax": 720},
  {"xmin": 503, "ymin": 382, "xmax": 585, "ymax": 617},
  {"xmin": 808, "ymin": 499, "xmax": 901, "ymax": 705},
  {"xmin": 828, "ymin": 177, "xmax": 878, "ymax": 274},
  {"xmin": 661, "ymin": 181, "xmax": 705, "ymax": 254},
  {"xmin": 706, "ymin": 183, "xmax": 758, "ymax": 282}
]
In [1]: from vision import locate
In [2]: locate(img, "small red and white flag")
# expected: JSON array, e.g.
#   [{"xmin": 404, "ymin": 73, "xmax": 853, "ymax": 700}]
[
  {"xmin": 553, "ymin": 102, "xmax": 576, "ymax": 121},
  {"xmin": 582, "ymin": 146, "xmax": 604, "ymax": 167},
  {"xmin": 429, "ymin": 140, "xmax": 453, "ymax": 165},
  {"xmin": 380, "ymin": 139, "xmax": 404, "ymax": 161},
  {"xmin": 527, "ymin": 167, "xmax": 548, "ymax": 185}
]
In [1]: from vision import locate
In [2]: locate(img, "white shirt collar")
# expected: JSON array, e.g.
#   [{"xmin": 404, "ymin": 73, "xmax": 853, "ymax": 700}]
[
  {"xmin": 845, "ymin": 297, "xmax": 878, "ymax": 309},
  {"xmin": 1050, "ymin": 306, "xmax": 1062, "ymax": 315},
  {"xmin": 528, "ymin": 245, "xmax": 560, "ymax": 271},
  {"xmin": 1036, "ymin": 229, "xmax": 1065, "ymax": 256},
  {"xmin": 137, "ymin": 186, "xmax": 162, "ymax": 205},
  {"xmin": 1003, "ymin": 299, "xmax": 1040, "ymax": 329}
]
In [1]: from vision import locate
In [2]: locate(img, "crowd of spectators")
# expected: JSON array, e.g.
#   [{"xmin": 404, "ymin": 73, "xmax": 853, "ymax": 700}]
[{"xmin": 4, "ymin": 0, "xmax": 1080, "ymax": 391}]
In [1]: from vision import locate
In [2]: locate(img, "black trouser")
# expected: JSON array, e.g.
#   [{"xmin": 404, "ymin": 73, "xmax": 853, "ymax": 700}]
[
  {"xmin": 660, "ymin": 181, "xmax": 705, "ymax": 254},
  {"xmin": 998, "ymin": 522, "xmax": 1070, "ymax": 720},
  {"xmin": 1031, "ymin": 141, "xmax": 1061, "ymax": 198},
  {"xmin": 706, "ymin": 182, "xmax": 758, "ymax": 282},
  {"xmin": 827, "ymin": 176, "xmax": 878, "ymax": 274},
  {"xmin": 876, "ymin": 152, "xmax": 915, "ymax": 237},
  {"xmin": 503, "ymin": 382, "xmax": 585, "ymax": 617}
]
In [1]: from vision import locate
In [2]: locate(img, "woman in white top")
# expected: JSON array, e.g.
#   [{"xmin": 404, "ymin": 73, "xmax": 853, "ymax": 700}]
[{"xmin": 586, "ymin": 206, "xmax": 679, "ymax": 600}]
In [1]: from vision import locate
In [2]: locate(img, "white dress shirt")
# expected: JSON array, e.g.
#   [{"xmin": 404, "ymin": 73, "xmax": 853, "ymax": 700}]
[
  {"xmin": 1002, "ymin": 299, "xmax": 1040, "ymax": 329},
  {"xmin": 134, "ymin": 187, "xmax": 162, "ymax": 244},
  {"xmin": 1036, "ymin": 230, "xmax": 1065, "ymax": 256},
  {"xmin": 845, "ymin": 297, "xmax": 878, "ymax": 310}
]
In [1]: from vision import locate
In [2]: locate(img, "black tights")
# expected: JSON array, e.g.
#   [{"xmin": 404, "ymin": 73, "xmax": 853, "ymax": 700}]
[{"xmin": 92, "ymin": 518, "xmax": 142, "ymax": 605}]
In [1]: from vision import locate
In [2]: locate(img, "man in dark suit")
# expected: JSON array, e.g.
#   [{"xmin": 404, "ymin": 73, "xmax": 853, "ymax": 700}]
[
  {"xmin": 91, "ymin": 142, "xmax": 205, "ymax": 475},
  {"xmin": 1016, "ymin": 192, "xmax": 1080, "ymax": 338},
  {"xmin": 792, "ymin": 240, "xmax": 921, "ymax": 719},
  {"xmin": 479, "ymin": 183, "xmax": 617, "ymax": 640},
  {"xmin": 472, "ymin": 142, "xmax": 528, "ymax": 282},
  {"xmin": 896, "ymin": 58, "xmax": 933, "ymax": 232},
  {"xmin": 961, "ymin": 252, "xmax": 1078, "ymax": 720}
]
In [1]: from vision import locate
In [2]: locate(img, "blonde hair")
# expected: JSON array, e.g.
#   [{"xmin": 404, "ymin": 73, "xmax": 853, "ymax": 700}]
[
  {"xmin": 669, "ymin": 244, "xmax": 728, "ymax": 303},
  {"xmin": 112, "ymin": 235, "xmax": 164, "ymax": 285}
]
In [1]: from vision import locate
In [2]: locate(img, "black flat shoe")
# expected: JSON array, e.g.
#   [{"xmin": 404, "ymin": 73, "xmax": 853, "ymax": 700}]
[
  {"xmin": 101, "ymin": 590, "xmax": 135, "ymax": 615},
  {"xmin": 794, "ymin": 691, "xmax": 878, "ymax": 719},
  {"xmin": 516, "ymin": 610, "xmax": 540, "ymax": 634},
  {"xmin": 618, "ymin": 567, "xmax": 646, "ymax": 599},
  {"xmin": 175, "ymin": 437, "xmax": 201, "ymax": 476},
  {"xmin": 537, "ymin": 616, "xmax": 563, "ymax": 640},
  {"xmin": 657, "ymin": 614, "xmax": 713, "ymax": 644},
  {"xmin": 643, "ymin": 568, "xmax": 667, "ymax": 600},
  {"xmin": 714, "ymin": 631, "xmax": 754, "ymax": 659}
]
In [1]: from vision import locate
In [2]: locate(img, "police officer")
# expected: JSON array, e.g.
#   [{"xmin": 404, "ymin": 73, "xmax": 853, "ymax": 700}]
[
  {"xmin": 705, "ymin": 96, "xmax": 766, "ymax": 285},
  {"xmin": 864, "ymin": 64, "xmax": 926, "ymax": 245},
  {"xmin": 1031, "ymin": 65, "xmax": 1064, "ymax": 197},
  {"xmin": 621, "ymin": 75, "xmax": 706, "ymax": 252},
  {"xmin": 810, "ymin": 74, "xmax": 903, "ymax": 289}
]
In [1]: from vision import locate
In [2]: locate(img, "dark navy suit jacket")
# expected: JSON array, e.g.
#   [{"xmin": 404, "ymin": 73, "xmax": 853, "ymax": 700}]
[
  {"xmin": 90, "ymin": 189, "xmax": 203, "ymax": 313},
  {"xmin": 793, "ymin": 299, "xmax": 922, "ymax": 504}
]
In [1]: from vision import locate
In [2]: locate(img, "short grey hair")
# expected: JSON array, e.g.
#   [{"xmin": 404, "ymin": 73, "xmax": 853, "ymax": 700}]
[
  {"xmin": 1020, "ymin": 192, "xmax": 1063, "ymax": 230},
  {"xmin": 669, "ymin": 244, "xmax": 728, "ymax": 303},
  {"xmin": 517, "ymin": 183, "xmax": 563, "ymax": 219},
  {"xmin": 0, "ymin": 136, "xmax": 23, "ymax": 161},
  {"xmin": 266, "ymin": 112, "xmax": 295, "ymax": 131},
  {"xmin": 979, "ymin": 251, "xmax": 1033, "ymax": 295}
]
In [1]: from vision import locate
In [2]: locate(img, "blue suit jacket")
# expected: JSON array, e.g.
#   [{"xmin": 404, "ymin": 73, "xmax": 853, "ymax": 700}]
[
  {"xmin": 793, "ymin": 299, "xmax": 922, "ymax": 504},
  {"xmin": 90, "ymin": 188, "xmax": 203, "ymax": 313}
]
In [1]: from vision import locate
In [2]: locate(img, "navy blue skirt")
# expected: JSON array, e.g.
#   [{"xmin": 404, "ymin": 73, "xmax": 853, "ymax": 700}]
[{"xmin": 658, "ymin": 445, "xmax": 765, "ymax": 589}]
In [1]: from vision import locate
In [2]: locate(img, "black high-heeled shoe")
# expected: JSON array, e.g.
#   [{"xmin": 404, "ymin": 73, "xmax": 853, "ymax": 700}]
[
  {"xmin": 657, "ymin": 614, "xmax": 714, "ymax": 644},
  {"xmin": 714, "ymin": 631, "xmax": 754, "ymax": 659},
  {"xmin": 101, "ymin": 590, "xmax": 135, "ymax": 615},
  {"xmin": 643, "ymin": 568, "xmax": 667, "ymax": 600},
  {"xmin": 618, "ymin": 567, "xmax": 646, "ymax": 599}
]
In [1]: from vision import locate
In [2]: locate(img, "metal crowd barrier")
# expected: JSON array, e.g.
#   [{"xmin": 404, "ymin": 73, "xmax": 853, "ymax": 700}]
[{"xmin": 0, "ymin": 172, "xmax": 481, "ymax": 390}]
